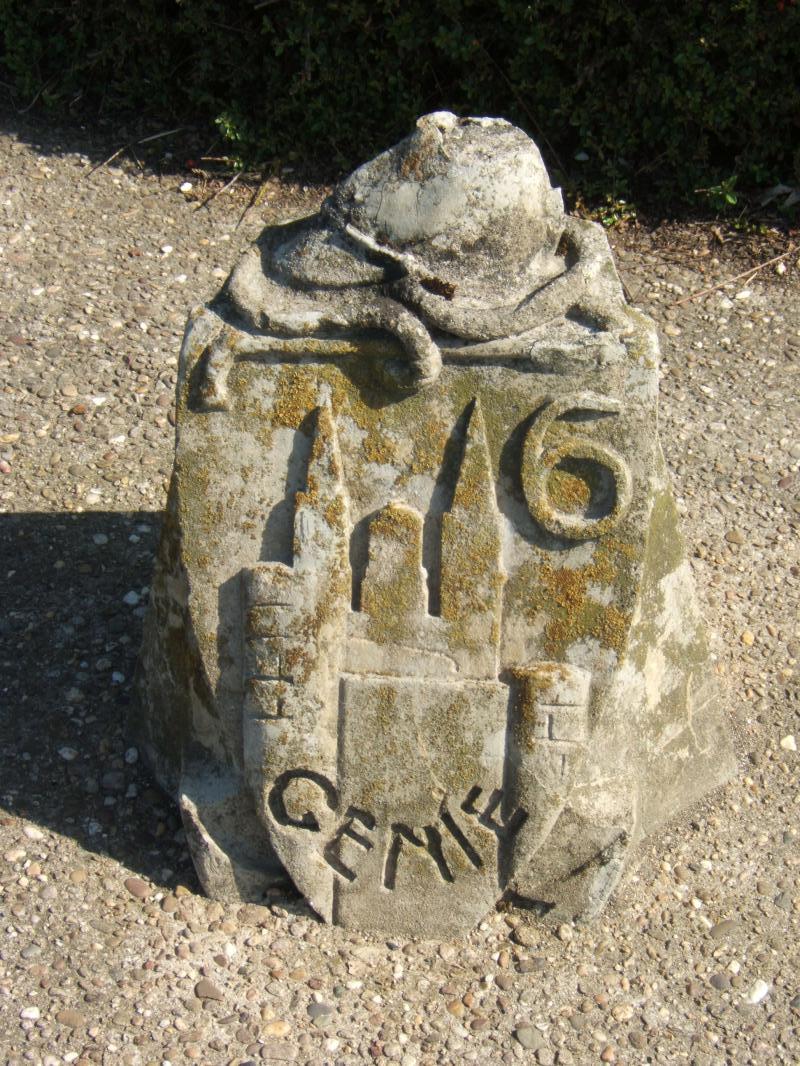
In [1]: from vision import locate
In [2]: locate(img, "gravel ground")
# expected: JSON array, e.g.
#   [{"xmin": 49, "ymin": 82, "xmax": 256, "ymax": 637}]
[{"xmin": 1, "ymin": 112, "xmax": 798, "ymax": 1066}]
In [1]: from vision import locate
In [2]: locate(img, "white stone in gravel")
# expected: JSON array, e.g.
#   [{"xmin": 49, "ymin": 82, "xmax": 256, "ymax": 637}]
[
  {"xmin": 747, "ymin": 979, "xmax": 770, "ymax": 1004},
  {"xmin": 20, "ymin": 1005, "xmax": 40, "ymax": 1020},
  {"xmin": 780, "ymin": 734, "xmax": 797, "ymax": 752},
  {"xmin": 124, "ymin": 747, "xmax": 139, "ymax": 764},
  {"xmin": 58, "ymin": 746, "xmax": 78, "ymax": 761},
  {"xmin": 22, "ymin": 825, "xmax": 44, "ymax": 841},
  {"xmin": 5, "ymin": 847, "xmax": 26, "ymax": 862},
  {"xmin": 92, "ymin": 533, "xmax": 108, "ymax": 545},
  {"xmin": 122, "ymin": 590, "xmax": 140, "ymax": 606}
]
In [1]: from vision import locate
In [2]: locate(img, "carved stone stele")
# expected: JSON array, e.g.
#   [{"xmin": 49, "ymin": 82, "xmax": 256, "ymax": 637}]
[{"xmin": 135, "ymin": 113, "xmax": 736, "ymax": 938}]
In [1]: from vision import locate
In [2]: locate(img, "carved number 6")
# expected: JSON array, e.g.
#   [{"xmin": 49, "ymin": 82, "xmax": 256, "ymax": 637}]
[{"xmin": 522, "ymin": 391, "xmax": 632, "ymax": 540}]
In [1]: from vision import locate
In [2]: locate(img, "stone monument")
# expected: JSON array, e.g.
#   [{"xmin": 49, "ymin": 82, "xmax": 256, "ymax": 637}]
[{"xmin": 136, "ymin": 113, "xmax": 736, "ymax": 938}]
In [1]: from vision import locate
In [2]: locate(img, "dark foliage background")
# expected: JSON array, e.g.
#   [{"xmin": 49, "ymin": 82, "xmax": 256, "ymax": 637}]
[{"xmin": 1, "ymin": 0, "xmax": 798, "ymax": 204}]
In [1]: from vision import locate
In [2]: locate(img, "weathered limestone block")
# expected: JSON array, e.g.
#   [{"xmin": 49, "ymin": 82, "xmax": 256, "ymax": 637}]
[{"xmin": 135, "ymin": 112, "xmax": 736, "ymax": 938}]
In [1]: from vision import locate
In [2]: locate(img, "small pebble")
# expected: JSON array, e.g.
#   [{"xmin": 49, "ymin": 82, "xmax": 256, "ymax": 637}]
[
  {"xmin": 194, "ymin": 978, "xmax": 224, "ymax": 1001},
  {"xmin": 709, "ymin": 919, "xmax": 739, "ymax": 940},
  {"xmin": 514, "ymin": 1026, "xmax": 543, "ymax": 1050},
  {"xmin": 518, "ymin": 956, "xmax": 547, "ymax": 973},
  {"xmin": 307, "ymin": 1001, "xmax": 334, "ymax": 1020},
  {"xmin": 747, "ymin": 979, "xmax": 770, "ymax": 1005},
  {"xmin": 56, "ymin": 1008, "xmax": 87, "ymax": 1028},
  {"xmin": 263, "ymin": 1019, "xmax": 291, "ymax": 1037},
  {"xmin": 123, "ymin": 876, "xmax": 149, "ymax": 899},
  {"xmin": 725, "ymin": 528, "xmax": 745, "ymax": 545},
  {"xmin": 259, "ymin": 1041, "xmax": 296, "ymax": 1061},
  {"xmin": 512, "ymin": 924, "xmax": 538, "ymax": 947}
]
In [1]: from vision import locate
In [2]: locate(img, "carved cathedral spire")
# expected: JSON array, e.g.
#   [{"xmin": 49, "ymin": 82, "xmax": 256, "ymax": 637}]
[{"xmin": 440, "ymin": 398, "xmax": 506, "ymax": 678}]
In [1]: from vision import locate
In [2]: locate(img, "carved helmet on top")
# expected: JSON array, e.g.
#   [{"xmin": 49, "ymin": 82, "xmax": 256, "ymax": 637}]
[
  {"xmin": 328, "ymin": 112, "xmax": 565, "ymax": 294},
  {"xmin": 271, "ymin": 113, "xmax": 566, "ymax": 302}
]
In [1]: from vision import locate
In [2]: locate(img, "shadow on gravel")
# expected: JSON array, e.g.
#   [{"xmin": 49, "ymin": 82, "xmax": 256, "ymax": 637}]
[
  {"xmin": 0, "ymin": 105, "xmax": 210, "ymax": 184},
  {"xmin": 0, "ymin": 509, "xmax": 199, "ymax": 890}
]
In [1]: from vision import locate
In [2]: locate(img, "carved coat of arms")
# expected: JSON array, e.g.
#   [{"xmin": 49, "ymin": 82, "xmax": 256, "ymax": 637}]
[{"xmin": 137, "ymin": 113, "xmax": 735, "ymax": 937}]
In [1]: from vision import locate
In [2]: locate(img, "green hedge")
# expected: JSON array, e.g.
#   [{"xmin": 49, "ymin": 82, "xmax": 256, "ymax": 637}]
[{"xmin": 1, "ymin": 0, "xmax": 798, "ymax": 204}]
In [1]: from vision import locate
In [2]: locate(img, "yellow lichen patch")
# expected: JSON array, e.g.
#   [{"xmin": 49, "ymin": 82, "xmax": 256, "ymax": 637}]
[
  {"xmin": 272, "ymin": 366, "xmax": 319, "ymax": 428},
  {"xmin": 362, "ymin": 429, "xmax": 398, "ymax": 465},
  {"xmin": 295, "ymin": 471, "xmax": 319, "ymax": 510},
  {"xmin": 542, "ymin": 616, "xmax": 571, "ymax": 658},
  {"xmin": 541, "ymin": 564, "xmax": 588, "ymax": 612},
  {"xmin": 583, "ymin": 547, "xmax": 617, "ymax": 586},
  {"xmin": 324, "ymin": 496, "xmax": 346, "ymax": 528},
  {"xmin": 547, "ymin": 467, "xmax": 592, "ymax": 513},
  {"xmin": 591, "ymin": 605, "xmax": 630, "ymax": 652},
  {"xmin": 541, "ymin": 594, "xmax": 632, "ymax": 659},
  {"xmin": 369, "ymin": 503, "xmax": 420, "ymax": 540},
  {"xmin": 440, "ymin": 525, "xmax": 502, "ymax": 616},
  {"xmin": 509, "ymin": 684, "xmax": 543, "ymax": 752},
  {"xmin": 506, "ymin": 544, "xmax": 637, "ymax": 661},
  {"xmin": 604, "ymin": 536, "xmax": 637, "ymax": 560},
  {"xmin": 409, "ymin": 421, "xmax": 449, "ymax": 476}
]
